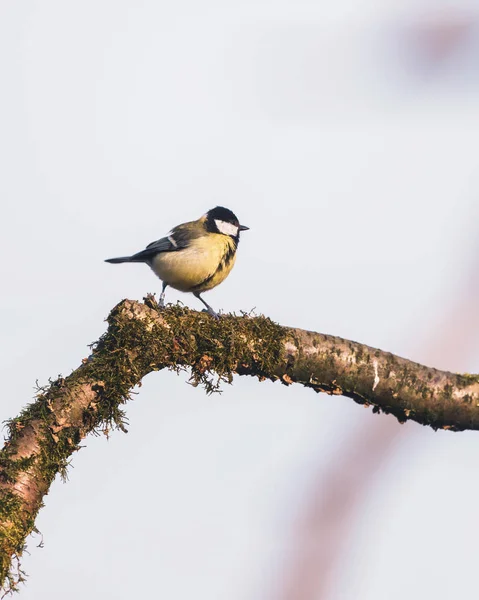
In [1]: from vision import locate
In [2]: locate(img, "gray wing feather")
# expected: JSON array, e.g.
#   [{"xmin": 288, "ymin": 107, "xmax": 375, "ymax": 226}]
[
  {"xmin": 130, "ymin": 231, "xmax": 189, "ymax": 262},
  {"xmin": 106, "ymin": 223, "xmax": 201, "ymax": 264}
]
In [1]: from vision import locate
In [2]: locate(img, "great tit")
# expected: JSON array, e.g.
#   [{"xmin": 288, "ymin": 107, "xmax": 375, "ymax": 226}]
[{"xmin": 105, "ymin": 206, "xmax": 249, "ymax": 318}]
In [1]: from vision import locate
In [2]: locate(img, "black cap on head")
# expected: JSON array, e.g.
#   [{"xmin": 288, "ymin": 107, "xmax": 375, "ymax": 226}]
[
  {"xmin": 205, "ymin": 206, "xmax": 249, "ymax": 239},
  {"xmin": 207, "ymin": 206, "xmax": 239, "ymax": 225}
]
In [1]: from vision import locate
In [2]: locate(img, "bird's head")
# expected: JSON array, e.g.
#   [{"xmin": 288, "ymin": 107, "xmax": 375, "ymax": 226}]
[{"xmin": 204, "ymin": 206, "xmax": 249, "ymax": 240}]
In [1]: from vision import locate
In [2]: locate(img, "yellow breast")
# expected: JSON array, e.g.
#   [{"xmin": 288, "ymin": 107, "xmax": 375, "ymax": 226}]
[{"xmin": 151, "ymin": 234, "xmax": 237, "ymax": 293}]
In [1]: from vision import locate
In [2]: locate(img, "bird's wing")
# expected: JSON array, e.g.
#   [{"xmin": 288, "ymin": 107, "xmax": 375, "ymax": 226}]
[
  {"xmin": 129, "ymin": 236, "xmax": 182, "ymax": 262},
  {"xmin": 129, "ymin": 222, "xmax": 201, "ymax": 262},
  {"xmin": 145, "ymin": 236, "xmax": 180, "ymax": 252}
]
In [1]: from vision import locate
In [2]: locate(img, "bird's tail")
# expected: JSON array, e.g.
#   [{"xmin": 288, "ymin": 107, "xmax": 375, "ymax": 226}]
[{"xmin": 105, "ymin": 256, "xmax": 135, "ymax": 264}]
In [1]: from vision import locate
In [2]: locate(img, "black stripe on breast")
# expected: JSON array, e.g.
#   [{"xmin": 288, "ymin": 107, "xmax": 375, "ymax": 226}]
[{"xmin": 192, "ymin": 244, "xmax": 236, "ymax": 291}]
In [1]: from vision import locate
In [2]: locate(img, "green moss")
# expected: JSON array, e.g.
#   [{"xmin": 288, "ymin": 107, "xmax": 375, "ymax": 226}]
[
  {"xmin": 440, "ymin": 384, "xmax": 454, "ymax": 402},
  {"xmin": 5, "ymin": 396, "xmax": 51, "ymax": 446},
  {"xmin": 1, "ymin": 300, "xmax": 287, "ymax": 592},
  {"xmin": 0, "ymin": 491, "xmax": 22, "ymax": 521},
  {"xmin": 0, "ymin": 455, "xmax": 36, "ymax": 483},
  {"xmin": 354, "ymin": 345, "xmax": 364, "ymax": 363},
  {"xmin": 0, "ymin": 491, "xmax": 30, "ymax": 593},
  {"xmin": 86, "ymin": 301, "xmax": 285, "ymax": 401},
  {"xmin": 456, "ymin": 373, "xmax": 479, "ymax": 386}
]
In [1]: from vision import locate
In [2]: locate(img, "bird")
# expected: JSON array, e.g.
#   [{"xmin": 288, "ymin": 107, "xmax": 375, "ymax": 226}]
[{"xmin": 105, "ymin": 206, "xmax": 249, "ymax": 318}]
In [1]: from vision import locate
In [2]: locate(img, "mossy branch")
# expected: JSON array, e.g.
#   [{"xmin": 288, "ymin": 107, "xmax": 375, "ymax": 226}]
[{"xmin": 1, "ymin": 297, "xmax": 479, "ymax": 593}]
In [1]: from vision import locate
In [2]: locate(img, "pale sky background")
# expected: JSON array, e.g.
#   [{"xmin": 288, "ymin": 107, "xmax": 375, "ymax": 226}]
[{"xmin": 1, "ymin": 1, "xmax": 479, "ymax": 599}]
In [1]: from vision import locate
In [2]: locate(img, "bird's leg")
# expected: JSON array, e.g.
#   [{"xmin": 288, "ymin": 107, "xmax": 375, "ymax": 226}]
[
  {"xmin": 159, "ymin": 282, "xmax": 168, "ymax": 308},
  {"xmin": 193, "ymin": 292, "xmax": 219, "ymax": 319}
]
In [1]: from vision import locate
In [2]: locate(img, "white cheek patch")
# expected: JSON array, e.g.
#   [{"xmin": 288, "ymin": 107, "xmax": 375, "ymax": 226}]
[{"xmin": 215, "ymin": 219, "xmax": 239, "ymax": 237}]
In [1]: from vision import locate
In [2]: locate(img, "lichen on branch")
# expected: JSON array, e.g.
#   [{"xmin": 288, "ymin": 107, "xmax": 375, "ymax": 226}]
[{"xmin": 1, "ymin": 297, "xmax": 478, "ymax": 594}]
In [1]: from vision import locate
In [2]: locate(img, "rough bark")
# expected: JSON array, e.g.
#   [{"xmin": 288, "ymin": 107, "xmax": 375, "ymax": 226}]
[{"xmin": 1, "ymin": 297, "xmax": 478, "ymax": 592}]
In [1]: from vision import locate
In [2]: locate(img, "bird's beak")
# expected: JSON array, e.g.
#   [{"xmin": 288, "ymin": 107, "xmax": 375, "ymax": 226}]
[{"xmin": 239, "ymin": 225, "xmax": 250, "ymax": 231}]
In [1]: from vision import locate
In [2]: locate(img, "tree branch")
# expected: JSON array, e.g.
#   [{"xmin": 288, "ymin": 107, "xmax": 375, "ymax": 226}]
[{"xmin": 1, "ymin": 297, "xmax": 478, "ymax": 592}]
